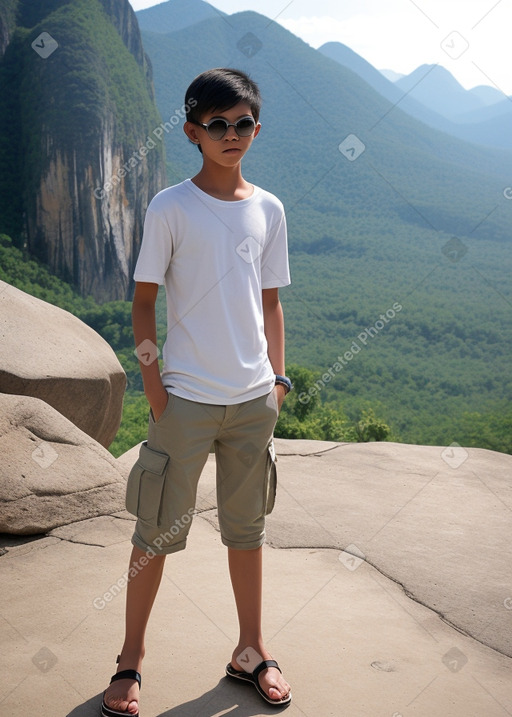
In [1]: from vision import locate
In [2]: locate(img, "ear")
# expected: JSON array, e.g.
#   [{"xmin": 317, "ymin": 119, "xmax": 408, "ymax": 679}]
[
  {"xmin": 253, "ymin": 122, "xmax": 261, "ymax": 139},
  {"xmin": 184, "ymin": 121, "xmax": 201, "ymax": 144}
]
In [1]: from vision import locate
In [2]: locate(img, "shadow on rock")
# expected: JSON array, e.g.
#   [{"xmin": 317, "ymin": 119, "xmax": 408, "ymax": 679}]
[
  {"xmin": 67, "ymin": 679, "xmax": 290, "ymax": 717},
  {"xmin": 156, "ymin": 677, "xmax": 290, "ymax": 716}
]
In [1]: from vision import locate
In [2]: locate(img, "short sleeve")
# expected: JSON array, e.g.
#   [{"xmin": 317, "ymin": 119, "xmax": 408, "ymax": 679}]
[
  {"xmin": 133, "ymin": 206, "xmax": 173, "ymax": 285},
  {"xmin": 261, "ymin": 208, "xmax": 291, "ymax": 289}
]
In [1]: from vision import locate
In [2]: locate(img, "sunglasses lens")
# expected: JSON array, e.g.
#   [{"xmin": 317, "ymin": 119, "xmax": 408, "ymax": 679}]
[
  {"xmin": 207, "ymin": 119, "xmax": 228, "ymax": 140},
  {"xmin": 236, "ymin": 117, "xmax": 255, "ymax": 136},
  {"xmin": 203, "ymin": 117, "xmax": 256, "ymax": 140}
]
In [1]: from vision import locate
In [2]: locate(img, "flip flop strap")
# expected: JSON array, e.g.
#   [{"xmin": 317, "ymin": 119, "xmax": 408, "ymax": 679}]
[
  {"xmin": 110, "ymin": 669, "xmax": 142, "ymax": 688},
  {"xmin": 252, "ymin": 659, "xmax": 281, "ymax": 680}
]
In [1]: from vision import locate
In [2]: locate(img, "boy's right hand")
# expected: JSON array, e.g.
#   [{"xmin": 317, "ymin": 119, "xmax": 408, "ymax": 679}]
[{"xmin": 148, "ymin": 387, "xmax": 169, "ymax": 422}]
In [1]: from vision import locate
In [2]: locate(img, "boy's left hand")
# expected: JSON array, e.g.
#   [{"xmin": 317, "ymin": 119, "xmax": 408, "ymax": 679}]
[{"xmin": 274, "ymin": 383, "xmax": 287, "ymax": 413}]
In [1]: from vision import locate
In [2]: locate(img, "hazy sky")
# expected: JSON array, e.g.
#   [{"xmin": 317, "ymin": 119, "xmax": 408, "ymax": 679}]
[{"xmin": 129, "ymin": 0, "xmax": 512, "ymax": 95}]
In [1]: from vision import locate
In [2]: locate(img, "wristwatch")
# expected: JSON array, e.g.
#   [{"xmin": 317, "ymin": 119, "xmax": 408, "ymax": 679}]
[{"xmin": 275, "ymin": 374, "xmax": 293, "ymax": 394}]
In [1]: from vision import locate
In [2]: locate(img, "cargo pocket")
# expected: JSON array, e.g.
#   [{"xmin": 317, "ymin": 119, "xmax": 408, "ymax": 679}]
[
  {"xmin": 264, "ymin": 438, "xmax": 277, "ymax": 515},
  {"xmin": 125, "ymin": 441, "xmax": 170, "ymax": 527}
]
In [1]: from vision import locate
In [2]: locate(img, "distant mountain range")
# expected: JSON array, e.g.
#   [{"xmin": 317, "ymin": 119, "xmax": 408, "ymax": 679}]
[
  {"xmin": 319, "ymin": 42, "xmax": 512, "ymax": 149},
  {"xmin": 379, "ymin": 69, "xmax": 405, "ymax": 83},
  {"xmin": 394, "ymin": 64, "xmax": 505, "ymax": 117},
  {"xmin": 136, "ymin": 0, "xmax": 226, "ymax": 34},
  {"xmin": 136, "ymin": 0, "xmax": 510, "ymax": 241}
]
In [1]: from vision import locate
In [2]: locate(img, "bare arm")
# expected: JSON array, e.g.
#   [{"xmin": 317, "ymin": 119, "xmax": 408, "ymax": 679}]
[
  {"xmin": 132, "ymin": 281, "xmax": 169, "ymax": 421},
  {"xmin": 262, "ymin": 287, "xmax": 286, "ymax": 409}
]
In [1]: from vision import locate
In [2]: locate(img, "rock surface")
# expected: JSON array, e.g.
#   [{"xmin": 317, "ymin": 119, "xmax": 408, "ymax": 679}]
[
  {"xmin": 1, "ymin": 439, "xmax": 511, "ymax": 715},
  {"xmin": 198, "ymin": 439, "xmax": 512, "ymax": 659},
  {"xmin": 1, "ymin": 504, "xmax": 511, "ymax": 716},
  {"xmin": 0, "ymin": 393, "xmax": 126, "ymax": 534},
  {"xmin": 0, "ymin": 282, "xmax": 126, "ymax": 447},
  {"xmin": 114, "ymin": 437, "xmax": 512, "ymax": 660}
]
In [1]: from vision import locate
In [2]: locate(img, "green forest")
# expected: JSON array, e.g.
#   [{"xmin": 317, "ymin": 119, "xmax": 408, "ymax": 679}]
[{"xmin": 2, "ymin": 233, "xmax": 511, "ymax": 457}]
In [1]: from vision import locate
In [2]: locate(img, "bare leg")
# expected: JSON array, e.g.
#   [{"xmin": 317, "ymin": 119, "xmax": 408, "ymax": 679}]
[
  {"xmin": 103, "ymin": 546, "xmax": 166, "ymax": 714},
  {"xmin": 228, "ymin": 546, "xmax": 290, "ymax": 702}
]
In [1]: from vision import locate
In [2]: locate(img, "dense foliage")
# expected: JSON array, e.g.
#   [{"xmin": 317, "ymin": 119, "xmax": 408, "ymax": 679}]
[{"xmin": 2, "ymin": 234, "xmax": 511, "ymax": 456}]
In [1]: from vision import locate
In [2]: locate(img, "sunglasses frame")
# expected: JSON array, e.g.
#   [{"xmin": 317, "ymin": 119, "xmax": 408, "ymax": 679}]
[{"xmin": 192, "ymin": 115, "xmax": 257, "ymax": 141}]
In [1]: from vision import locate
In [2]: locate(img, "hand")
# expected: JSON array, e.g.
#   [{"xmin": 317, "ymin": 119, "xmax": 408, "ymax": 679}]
[
  {"xmin": 274, "ymin": 383, "xmax": 287, "ymax": 413},
  {"xmin": 148, "ymin": 387, "xmax": 169, "ymax": 422}
]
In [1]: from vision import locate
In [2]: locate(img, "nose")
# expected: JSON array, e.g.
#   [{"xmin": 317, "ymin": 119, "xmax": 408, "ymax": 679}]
[{"xmin": 224, "ymin": 123, "xmax": 239, "ymax": 140}]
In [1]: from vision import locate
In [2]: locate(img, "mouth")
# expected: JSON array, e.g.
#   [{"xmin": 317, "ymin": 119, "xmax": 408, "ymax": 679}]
[{"xmin": 222, "ymin": 147, "xmax": 242, "ymax": 153}]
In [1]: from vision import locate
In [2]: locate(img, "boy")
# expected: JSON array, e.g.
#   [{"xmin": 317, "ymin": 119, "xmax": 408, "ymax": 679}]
[{"xmin": 101, "ymin": 68, "xmax": 292, "ymax": 716}]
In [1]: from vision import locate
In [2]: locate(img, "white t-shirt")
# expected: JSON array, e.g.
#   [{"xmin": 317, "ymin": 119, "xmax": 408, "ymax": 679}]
[{"xmin": 133, "ymin": 179, "xmax": 291, "ymax": 404}]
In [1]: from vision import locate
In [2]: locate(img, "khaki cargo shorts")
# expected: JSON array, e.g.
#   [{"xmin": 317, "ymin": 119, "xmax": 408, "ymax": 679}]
[{"xmin": 126, "ymin": 390, "xmax": 279, "ymax": 555}]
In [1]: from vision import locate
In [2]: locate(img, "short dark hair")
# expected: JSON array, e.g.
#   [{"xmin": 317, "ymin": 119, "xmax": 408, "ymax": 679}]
[{"xmin": 185, "ymin": 67, "xmax": 261, "ymax": 130}]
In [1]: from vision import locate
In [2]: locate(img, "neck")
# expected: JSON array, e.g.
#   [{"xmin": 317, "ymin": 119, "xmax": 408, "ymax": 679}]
[{"xmin": 192, "ymin": 161, "xmax": 252, "ymax": 200}]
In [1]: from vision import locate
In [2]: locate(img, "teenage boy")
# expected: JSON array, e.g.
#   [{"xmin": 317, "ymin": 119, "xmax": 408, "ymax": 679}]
[{"xmin": 101, "ymin": 68, "xmax": 292, "ymax": 716}]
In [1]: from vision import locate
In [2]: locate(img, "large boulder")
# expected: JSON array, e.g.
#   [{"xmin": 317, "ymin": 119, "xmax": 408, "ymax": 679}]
[
  {"xmin": 0, "ymin": 393, "xmax": 127, "ymax": 534},
  {"xmin": 0, "ymin": 281, "xmax": 126, "ymax": 447}
]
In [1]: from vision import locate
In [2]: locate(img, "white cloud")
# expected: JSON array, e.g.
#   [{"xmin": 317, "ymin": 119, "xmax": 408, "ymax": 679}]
[{"xmin": 278, "ymin": 8, "xmax": 512, "ymax": 94}]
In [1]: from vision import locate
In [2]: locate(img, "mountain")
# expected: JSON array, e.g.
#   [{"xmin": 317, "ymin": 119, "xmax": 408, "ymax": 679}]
[
  {"xmin": 454, "ymin": 96, "xmax": 512, "ymax": 124},
  {"xmin": 138, "ymin": 8, "xmax": 512, "ymax": 446},
  {"xmin": 0, "ymin": 0, "xmax": 166, "ymax": 301},
  {"xmin": 318, "ymin": 42, "xmax": 452, "ymax": 133},
  {"xmin": 135, "ymin": 0, "xmax": 226, "ymax": 34},
  {"xmin": 319, "ymin": 42, "xmax": 408, "ymax": 103},
  {"xmin": 395, "ymin": 64, "xmax": 486, "ymax": 119},
  {"xmin": 379, "ymin": 68, "xmax": 404, "ymax": 82},
  {"xmin": 141, "ymin": 14, "xmax": 510, "ymax": 230},
  {"xmin": 0, "ymin": 0, "xmax": 17, "ymax": 55},
  {"xmin": 468, "ymin": 84, "xmax": 508, "ymax": 107},
  {"xmin": 319, "ymin": 42, "xmax": 512, "ymax": 149},
  {"xmin": 454, "ymin": 110, "xmax": 512, "ymax": 149}
]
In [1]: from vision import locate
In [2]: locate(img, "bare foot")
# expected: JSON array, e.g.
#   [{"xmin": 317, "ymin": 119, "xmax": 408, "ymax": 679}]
[
  {"xmin": 231, "ymin": 646, "xmax": 291, "ymax": 703},
  {"xmin": 102, "ymin": 651, "xmax": 143, "ymax": 715}
]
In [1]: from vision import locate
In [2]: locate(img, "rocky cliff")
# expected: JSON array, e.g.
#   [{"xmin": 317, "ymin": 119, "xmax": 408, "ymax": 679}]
[
  {"xmin": 0, "ymin": 0, "xmax": 17, "ymax": 57},
  {"xmin": 0, "ymin": 0, "xmax": 166, "ymax": 301}
]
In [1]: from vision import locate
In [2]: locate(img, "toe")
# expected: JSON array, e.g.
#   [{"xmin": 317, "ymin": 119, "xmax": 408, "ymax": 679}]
[
  {"xmin": 259, "ymin": 668, "xmax": 290, "ymax": 702},
  {"xmin": 268, "ymin": 685, "xmax": 285, "ymax": 700},
  {"xmin": 103, "ymin": 680, "xmax": 140, "ymax": 714}
]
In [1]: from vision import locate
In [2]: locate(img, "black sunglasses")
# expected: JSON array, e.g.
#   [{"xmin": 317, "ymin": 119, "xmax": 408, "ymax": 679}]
[{"xmin": 193, "ymin": 115, "xmax": 256, "ymax": 141}]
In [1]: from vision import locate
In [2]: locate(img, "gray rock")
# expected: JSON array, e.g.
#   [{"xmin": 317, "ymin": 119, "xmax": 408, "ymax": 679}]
[
  {"xmin": 193, "ymin": 439, "xmax": 512, "ymax": 657},
  {"xmin": 0, "ymin": 393, "xmax": 126, "ymax": 534},
  {"xmin": 0, "ymin": 281, "xmax": 126, "ymax": 447}
]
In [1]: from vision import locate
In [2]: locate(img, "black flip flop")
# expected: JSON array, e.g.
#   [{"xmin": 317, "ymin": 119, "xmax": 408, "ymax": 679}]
[
  {"xmin": 100, "ymin": 667, "xmax": 142, "ymax": 717},
  {"xmin": 226, "ymin": 659, "xmax": 292, "ymax": 707}
]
